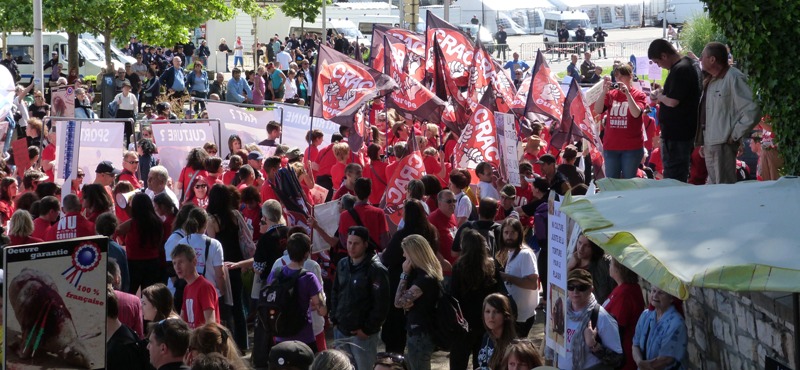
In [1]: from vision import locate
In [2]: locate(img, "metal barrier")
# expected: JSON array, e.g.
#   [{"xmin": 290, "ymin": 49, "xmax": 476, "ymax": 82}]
[{"xmin": 519, "ymin": 41, "xmax": 654, "ymax": 62}]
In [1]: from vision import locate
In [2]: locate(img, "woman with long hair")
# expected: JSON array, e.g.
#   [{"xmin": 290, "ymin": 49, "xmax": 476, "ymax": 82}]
[
  {"xmin": 498, "ymin": 218, "xmax": 540, "ymax": 338},
  {"xmin": 116, "ymin": 193, "xmax": 166, "ymax": 294},
  {"xmin": 176, "ymin": 147, "xmax": 210, "ymax": 201},
  {"xmin": 112, "ymin": 181, "xmax": 135, "ymax": 223},
  {"xmin": 500, "ymin": 339, "xmax": 544, "ymax": 370},
  {"xmin": 185, "ymin": 175, "xmax": 210, "ymax": 208},
  {"xmin": 141, "ymin": 283, "xmax": 180, "ymax": 322},
  {"xmin": 154, "ymin": 192, "xmax": 179, "ymax": 240},
  {"xmin": 205, "ymin": 184, "xmax": 247, "ymax": 351},
  {"xmin": 395, "ymin": 234, "xmax": 443, "ymax": 370},
  {"xmin": 185, "ymin": 322, "xmax": 248, "ymax": 369},
  {"xmin": 8, "ymin": 210, "xmax": 42, "ymax": 245},
  {"xmin": 567, "ymin": 234, "xmax": 617, "ymax": 304},
  {"xmin": 381, "ymin": 200, "xmax": 439, "ymax": 353},
  {"xmin": 226, "ymin": 135, "xmax": 242, "ymax": 160},
  {"xmin": 450, "ymin": 230, "xmax": 507, "ymax": 370},
  {"xmin": 0, "ymin": 177, "xmax": 19, "ymax": 225},
  {"xmin": 81, "ymin": 183, "xmax": 113, "ymax": 223},
  {"xmin": 478, "ymin": 293, "xmax": 518, "ymax": 369}
]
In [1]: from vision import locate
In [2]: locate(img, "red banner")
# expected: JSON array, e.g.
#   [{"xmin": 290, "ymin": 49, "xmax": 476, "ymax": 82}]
[
  {"xmin": 551, "ymin": 78, "xmax": 601, "ymax": 151},
  {"xmin": 383, "ymin": 128, "xmax": 426, "ymax": 226},
  {"xmin": 453, "ymin": 104, "xmax": 501, "ymax": 173},
  {"xmin": 524, "ymin": 50, "xmax": 565, "ymax": 124},
  {"xmin": 425, "ymin": 11, "xmax": 474, "ymax": 87},
  {"xmin": 311, "ymin": 45, "xmax": 397, "ymax": 126},
  {"xmin": 466, "ymin": 41, "xmax": 493, "ymax": 111},
  {"xmin": 384, "ymin": 35, "xmax": 445, "ymax": 123}
]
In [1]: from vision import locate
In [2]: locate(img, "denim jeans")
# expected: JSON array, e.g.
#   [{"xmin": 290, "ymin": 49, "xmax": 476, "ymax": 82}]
[
  {"xmin": 234, "ymin": 56, "xmax": 243, "ymax": 67},
  {"xmin": 603, "ymin": 148, "xmax": 644, "ymax": 179},
  {"xmin": 406, "ymin": 333, "xmax": 435, "ymax": 370},
  {"xmin": 662, "ymin": 139, "xmax": 694, "ymax": 182},
  {"xmin": 334, "ymin": 328, "xmax": 380, "ymax": 370}
]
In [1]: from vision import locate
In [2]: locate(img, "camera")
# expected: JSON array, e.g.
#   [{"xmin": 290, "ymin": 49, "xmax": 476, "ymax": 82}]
[{"xmin": 611, "ymin": 83, "xmax": 619, "ymax": 89}]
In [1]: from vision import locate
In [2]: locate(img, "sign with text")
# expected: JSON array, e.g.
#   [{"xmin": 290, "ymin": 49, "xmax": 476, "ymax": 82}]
[
  {"xmin": 496, "ymin": 112, "xmax": 520, "ymax": 186},
  {"xmin": 50, "ymin": 85, "xmax": 76, "ymax": 118},
  {"xmin": 546, "ymin": 198, "xmax": 568, "ymax": 356},
  {"xmin": 76, "ymin": 122, "xmax": 125, "ymax": 186},
  {"xmin": 279, "ymin": 104, "xmax": 338, "ymax": 151},
  {"xmin": 4, "ymin": 236, "xmax": 108, "ymax": 369},
  {"xmin": 151, "ymin": 124, "xmax": 214, "ymax": 184},
  {"xmin": 205, "ymin": 101, "xmax": 278, "ymax": 158},
  {"xmin": 312, "ymin": 200, "xmax": 340, "ymax": 253}
]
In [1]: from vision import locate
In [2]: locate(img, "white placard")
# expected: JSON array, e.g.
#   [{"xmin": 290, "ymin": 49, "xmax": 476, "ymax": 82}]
[
  {"xmin": 278, "ymin": 104, "xmax": 338, "ymax": 151},
  {"xmin": 311, "ymin": 200, "xmax": 340, "ymax": 252},
  {"xmin": 634, "ymin": 55, "xmax": 650, "ymax": 79},
  {"xmin": 496, "ymin": 112, "xmax": 520, "ymax": 187},
  {"xmin": 648, "ymin": 60, "xmax": 662, "ymax": 81},
  {"xmin": 546, "ymin": 198, "xmax": 568, "ymax": 356},
  {"xmin": 583, "ymin": 81, "xmax": 605, "ymax": 106},
  {"xmin": 76, "ymin": 122, "xmax": 125, "ymax": 186},
  {"xmin": 206, "ymin": 101, "xmax": 277, "ymax": 158},
  {"xmin": 151, "ymin": 124, "xmax": 214, "ymax": 183}
]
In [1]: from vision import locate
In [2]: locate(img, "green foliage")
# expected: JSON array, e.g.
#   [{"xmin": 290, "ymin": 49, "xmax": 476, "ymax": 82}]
[
  {"xmin": 0, "ymin": 0, "xmax": 32, "ymax": 32},
  {"xmin": 678, "ymin": 14, "xmax": 727, "ymax": 56},
  {"xmin": 703, "ymin": 0, "xmax": 800, "ymax": 174},
  {"xmin": 281, "ymin": 0, "xmax": 329, "ymax": 29}
]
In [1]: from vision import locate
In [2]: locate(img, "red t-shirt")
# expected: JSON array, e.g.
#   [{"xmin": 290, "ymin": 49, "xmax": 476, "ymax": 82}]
[
  {"xmin": 332, "ymin": 185, "xmax": 355, "ymax": 201},
  {"xmin": 222, "ymin": 170, "xmax": 236, "ymax": 185},
  {"xmin": 241, "ymin": 206, "xmax": 262, "ymax": 242},
  {"xmin": 181, "ymin": 276, "xmax": 220, "ymax": 329},
  {"xmin": 119, "ymin": 170, "xmax": 141, "ymax": 189},
  {"xmin": 364, "ymin": 161, "xmax": 388, "ymax": 205},
  {"xmin": 179, "ymin": 167, "xmax": 209, "ymax": 196},
  {"xmin": 427, "ymin": 209, "xmax": 458, "ymax": 268},
  {"xmin": 0, "ymin": 200, "xmax": 15, "ymax": 224},
  {"xmin": 522, "ymin": 152, "xmax": 543, "ymax": 177},
  {"xmin": 42, "ymin": 143, "xmax": 56, "ymax": 180},
  {"xmin": 305, "ymin": 145, "xmax": 319, "ymax": 164},
  {"xmin": 32, "ymin": 217, "xmax": 52, "ymax": 240},
  {"xmin": 45, "ymin": 212, "xmax": 96, "ymax": 241},
  {"xmin": 331, "ymin": 162, "xmax": 346, "ymax": 190},
  {"xmin": 315, "ymin": 144, "xmax": 336, "ymax": 177},
  {"xmin": 124, "ymin": 220, "xmax": 161, "ymax": 260},
  {"xmin": 648, "ymin": 147, "xmax": 663, "ymax": 175},
  {"xmin": 9, "ymin": 235, "xmax": 43, "ymax": 246},
  {"xmin": 338, "ymin": 203, "xmax": 388, "ymax": 249},
  {"xmin": 444, "ymin": 138, "xmax": 457, "ymax": 161},
  {"xmin": 514, "ymin": 182, "xmax": 535, "ymax": 227},
  {"xmin": 115, "ymin": 204, "xmax": 130, "ymax": 224},
  {"xmin": 603, "ymin": 283, "xmax": 645, "ymax": 370},
  {"xmin": 115, "ymin": 289, "xmax": 145, "ymax": 339},
  {"xmin": 602, "ymin": 88, "xmax": 647, "ymax": 151},
  {"xmin": 260, "ymin": 181, "xmax": 278, "ymax": 203}
]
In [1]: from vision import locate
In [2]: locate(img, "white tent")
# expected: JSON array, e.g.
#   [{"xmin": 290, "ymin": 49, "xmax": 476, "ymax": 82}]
[
  {"xmin": 448, "ymin": 0, "xmax": 558, "ymax": 34},
  {"xmin": 551, "ymin": 0, "xmax": 644, "ymax": 28}
]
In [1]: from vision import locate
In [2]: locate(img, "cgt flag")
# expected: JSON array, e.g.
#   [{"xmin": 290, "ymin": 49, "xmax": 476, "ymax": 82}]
[
  {"xmin": 382, "ymin": 127, "xmax": 426, "ymax": 227},
  {"xmin": 311, "ymin": 45, "xmax": 397, "ymax": 127},
  {"xmin": 384, "ymin": 35, "xmax": 445, "ymax": 123},
  {"xmin": 550, "ymin": 77, "xmax": 601, "ymax": 151},
  {"xmin": 524, "ymin": 50, "xmax": 565, "ymax": 124}
]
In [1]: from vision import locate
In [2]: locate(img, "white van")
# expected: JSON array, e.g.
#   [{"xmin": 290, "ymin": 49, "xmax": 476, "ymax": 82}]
[
  {"xmin": 288, "ymin": 19, "xmax": 365, "ymax": 41},
  {"xmin": 657, "ymin": 0, "xmax": 706, "ymax": 25},
  {"xmin": 356, "ymin": 15, "xmax": 425, "ymax": 43},
  {"xmin": 542, "ymin": 11, "xmax": 593, "ymax": 43},
  {"xmin": 6, "ymin": 32, "xmax": 124, "ymax": 82}
]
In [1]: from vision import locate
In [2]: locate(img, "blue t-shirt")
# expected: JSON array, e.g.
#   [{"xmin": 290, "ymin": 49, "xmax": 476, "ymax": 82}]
[
  {"xmin": 567, "ymin": 63, "xmax": 581, "ymax": 82},
  {"xmin": 267, "ymin": 266, "xmax": 323, "ymax": 345},
  {"xmin": 271, "ymin": 70, "xmax": 284, "ymax": 90},
  {"xmin": 503, "ymin": 60, "xmax": 530, "ymax": 74},
  {"xmin": 172, "ymin": 68, "xmax": 186, "ymax": 91},
  {"xmin": 633, "ymin": 306, "xmax": 688, "ymax": 369}
]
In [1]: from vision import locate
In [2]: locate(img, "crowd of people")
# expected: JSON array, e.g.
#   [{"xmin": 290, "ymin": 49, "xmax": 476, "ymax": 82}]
[{"xmin": 0, "ymin": 33, "xmax": 777, "ymax": 370}]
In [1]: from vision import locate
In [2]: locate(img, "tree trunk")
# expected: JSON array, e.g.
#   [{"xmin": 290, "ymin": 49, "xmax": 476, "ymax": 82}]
[
  {"xmin": 103, "ymin": 29, "xmax": 114, "ymax": 73},
  {"xmin": 67, "ymin": 31, "xmax": 79, "ymax": 76}
]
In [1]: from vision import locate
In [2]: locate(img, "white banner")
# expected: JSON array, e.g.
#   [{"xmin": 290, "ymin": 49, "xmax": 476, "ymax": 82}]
[
  {"xmin": 496, "ymin": 112, "xmax": 520, "ymax": 187},
  {"xmin": 77, "ymin": 122, "xmax": 126, "ymax": 186},
  {"xmin": 546, "ymin": 198, "xmax": 568, "ymax": 356},
  {"xmin": 151, "ymin": 124, "xmax": 215, "ymax": 184},
  {"xmin": 205, "ymin": 101, "xmax": 278, "ymax": 158},
  {"xmin": 583, "ymin": 81, "xmax": 604, "ymax": 107},
  {"xmin": 278, "ymin": 104, "xmax": 337, "ymax": 151},
  {"xmin": 50, "ymin": 85, "xmax": 76, "ymax": 118},
  {"xmin": 311, "ymin": 200, "xmax": 340, "ymax": 253},
  {"xmin": 56, "ymin": 120, "xmax": 81, "ymax": 199}
]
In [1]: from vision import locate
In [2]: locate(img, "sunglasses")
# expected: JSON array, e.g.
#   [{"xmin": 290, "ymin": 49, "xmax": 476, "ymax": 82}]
[
  {"xmin": 567, "ymin": 284, "xmax": 591, "ymax": 292},
  {"xmin": 77, "ymin": 173, "xmax": 85, "ymax": 178},
  {"xmin": 442, "ymin": 199, "xmax": 457, "ymax": 204},
  {"xmin": 126, "ymin": 160, "xmax": 139, "ymax": 164},
  {"xmin": 376, "ymin": 352, "xmax": 405, "ymax": 365},
  {"xmin": 195, "ymin": 184, "xmax": 208, "ymax": 189}
]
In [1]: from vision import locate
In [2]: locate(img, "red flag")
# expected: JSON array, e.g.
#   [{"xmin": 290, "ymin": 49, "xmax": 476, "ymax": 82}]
[
  {"xmin": 384, "ymin": 35, "xmax": 445, "ymax": 123},
  {"xmin": 490, "ymin": 60, "xmax": 518, "ymax": 114},
  {"xmin": 370, "ymin": 25, "xmax": 389, "ymax": 72},
  {"xmin": 382, "ymin": 128, "xmax": 426, "ymax": 227},
  {"xmin": 371, "ymin": 25, "xmax": 426, "ymax": 82},
  {"xmin": 551, "ymin": 78, "xmax": 601, "ymax": 151},
  {"xmin": 311, "ymin": 45, "xmax": 397, "ymax": 127},
  {"xmin": 348, "ymin": 106, "xmax": 367, "ymax": 153},
  {"xmin": 425, "ymin": 10, "xmax": 475, "ymax": 86},
  {"xmin": 466, "ymin": 41, "xmax": 493, "ymax": 111},
  {"xmin": 433, "ymin": 39, "xmax": 470, "ymax": 113},
  {"xmin": 453, "ymin": 103, "xmax": 501, "ymax": 175},
  {"xmin": 524, "ymin": 50, "xmax": 565, "ymax": 124},
  {"xmin": 511, "ymin": 75, "xmax": 532, "ymax": 114}
]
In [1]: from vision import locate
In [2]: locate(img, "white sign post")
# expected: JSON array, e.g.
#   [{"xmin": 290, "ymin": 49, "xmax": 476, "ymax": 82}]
[{"xmin": 496, "ymin": 112, "xmax": 520, "ymax": 186}]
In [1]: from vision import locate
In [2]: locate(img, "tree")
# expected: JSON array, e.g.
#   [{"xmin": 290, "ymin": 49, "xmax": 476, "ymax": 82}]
[
  {"xmin": 281, "ymin": 0, "xmax": 327, "ymax": 33},
  {"xmin": 678, "ymin": 14, "xmax": 727, "ymax": 56},
  {"xmin": 703, "ymin": 0, "xmax": 800, "ymax": 174}
]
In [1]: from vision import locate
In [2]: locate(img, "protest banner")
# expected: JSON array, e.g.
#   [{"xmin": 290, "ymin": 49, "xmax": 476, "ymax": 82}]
[
  {"xmin": 278, "ymin": 104, "xmax": 338, "ymax": 151},
  {"xmin": 205, "ymin": 101, "xmax": 278, "ymax": 158},
  {"xmin": 50, "ymin": 85, "xmax": 76, "ymax": 118},
  {"xmin": 631, "ymin": 55, "xmax": 650, "ymax": 79},
  {"xmin": 546, "ymin": 196, "xmax": 568, "ymax": 357},
  {"xmin": 648, "ymin": 60, "xmax": 662, "ymax": 81},
  {"xmin": 583, "ymin": 81, "xmax": 605, "ymax": 106},
  {"xmin": 496, "ymin": 112, "xmax": 521, "ymax": 186},
  {"xmin": 56, "ymin": 120, "xmax": 80, "ymax": 198},
  {"xmin": 151, "ymin": 123, "xmax": 215, "ymax": 183},
  {"xmin": 454, "ymin": 104, "xmax": 501, "ymax": 179},
  {"xmin": 4, "ymin": 236, "xmax": 108, "ymax": 369},
  {"xmin": 311, "ymin": 200, "xmax": 340, "ymax": 252},
  {"xmin": 76, "ymin": 122, "xmax": 125, "ymax": 186}
]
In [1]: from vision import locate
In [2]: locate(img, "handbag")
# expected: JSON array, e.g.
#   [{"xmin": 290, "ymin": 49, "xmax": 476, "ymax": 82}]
[
  {"xmin": 234, "ymin": 210, "xmax": 256, "ymax": 259},
  {"xmin": 108, "ymin": 100, "xmax": 119, "ymax": 117}
]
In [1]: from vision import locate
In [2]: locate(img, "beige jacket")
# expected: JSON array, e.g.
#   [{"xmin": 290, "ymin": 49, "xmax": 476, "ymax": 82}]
[{"xmin": 698, "ymin": 67, "xmax": 761, "ymax": 146}]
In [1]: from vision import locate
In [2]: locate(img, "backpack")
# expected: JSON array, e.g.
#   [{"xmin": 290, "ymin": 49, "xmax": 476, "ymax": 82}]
[
  {"xmin": 468, "ymin": 221, "xmax": 501, "ymax": 257},
  {"xmin": 430, "ymin": 282, "xmax": 470, "ymax": 352},
  {"xmin": 590, "ymin": 305, "xmax": 625, "ymax": 369},
  {"xmin": 458, "ymin": 193, "xmax": 479, "ymax": 222},
  {"xmin": 257, "ymin": 267, "xmax": 309, "ymax": 337},
  {"xmin": 112, "ymin": 325, "xmax": 155, "ymax": 370}
]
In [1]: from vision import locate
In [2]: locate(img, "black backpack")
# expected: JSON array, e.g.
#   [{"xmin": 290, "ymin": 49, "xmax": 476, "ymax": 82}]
[
  {"xmin": 458, "ymin": 193, "xmax": 480, "ymax": 222},
  {"xmin": 430, "ymin": 282, "xmax": 470, "ymax": 352},
  {"xmin": 257, "ymin": 267, "xmax": 309, "ymax": 337}
]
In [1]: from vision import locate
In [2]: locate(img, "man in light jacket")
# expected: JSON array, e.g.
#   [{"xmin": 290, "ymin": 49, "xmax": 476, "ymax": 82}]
[{"xmin": 696, "ymin": 42, "xmax": 761, "ymax": 184}]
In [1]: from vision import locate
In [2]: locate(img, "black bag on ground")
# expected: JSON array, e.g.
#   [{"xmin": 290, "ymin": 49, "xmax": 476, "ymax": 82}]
[
  {"xmin": 430, "ymin": 283, "xmax": 470, "ymax": 352},
  {"xmin": 257, "ymin": 266, "xmax": 309, "ymax": 337}
]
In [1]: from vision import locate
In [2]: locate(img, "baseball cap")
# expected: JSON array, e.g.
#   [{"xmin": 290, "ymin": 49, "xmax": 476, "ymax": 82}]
[
  {"xmin": 568, "ymin": 268, "xmax": 593, "ymax": 287},
  {"xmin": 247, "ymin": 151, "xmax": 264, "ymax": 161},
  {"xmin": 95, "ymin": 161, "xmax": 121, "ymax": 175},
  {"xmin": 531, "ymin": 177, "xmax": 550, "ymax": 193},
  {"xmin": 536, "ymin": 154, "xmax": 557, "ymax": 165},
  {"xmin": 269, "ymin": 341, "xmax": 314, "ymax": 369},
  {"xmin": 286, "ymin": 148, "xmax": 303, "ymax": 161}
]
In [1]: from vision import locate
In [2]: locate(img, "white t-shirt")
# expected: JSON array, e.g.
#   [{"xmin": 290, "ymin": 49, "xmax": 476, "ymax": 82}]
[
  {"xmin": 505, "ymin": 247, "xmax": 539, "ymax": 321},
  {"xmin": 558, "ymin": 304, "xmax": 623, "ymax": 369},
  {"xmin": 13, "ymin": 96, "xmax": 29, "ymax": 127},
  {"xmin": 114, "ymin": 93, "xmax": 138, "ymax": 112},
  {"xmin": 234, "ymin": 40, "xmax": 244, "ymax": 57},
  {"xmin": 477, "ymin": 181, "xmax": 500, "ymax": 201},
  {"xmin": 284, "ymin": 78, "xmax": 298, "ymax": 98},
  {"xmin": 455, "ymin": 192, "xmax": 473, "ymax": 220},
  {"xmin": 164, "ymin": 229, "xmax": 186, "ymax": 294},
  {"xmin": 270, "ymin": 253, "xmax": 326, "ymax": 336},
  {"xmin": 179, "ymin": 234, "xmax": 225, "ymax": 295},
  {"xmin": 276, "ymin": 51, "xmax": 292, "ymax": 70}
]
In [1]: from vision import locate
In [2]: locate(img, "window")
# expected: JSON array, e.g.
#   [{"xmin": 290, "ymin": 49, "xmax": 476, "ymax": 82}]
[{"xmin": 7, "ymin": 45, "xmax": 34, "ymax": 64}]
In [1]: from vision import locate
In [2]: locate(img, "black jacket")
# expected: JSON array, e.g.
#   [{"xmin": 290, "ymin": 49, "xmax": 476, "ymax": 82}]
[{"xmin": 330, "ymin": 253, "xmax": 390, "ymax": 335}]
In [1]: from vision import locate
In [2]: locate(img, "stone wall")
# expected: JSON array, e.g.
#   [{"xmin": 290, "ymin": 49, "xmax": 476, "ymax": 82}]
[{"xmin": 683, "ymin": 288, "xmax": 795, "ymax": 370}]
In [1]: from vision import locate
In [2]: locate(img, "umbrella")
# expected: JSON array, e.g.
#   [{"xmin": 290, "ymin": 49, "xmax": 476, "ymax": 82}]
[{"xmin": 559, "ymin": 176, "xmax": 800, "ymax": 301}]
